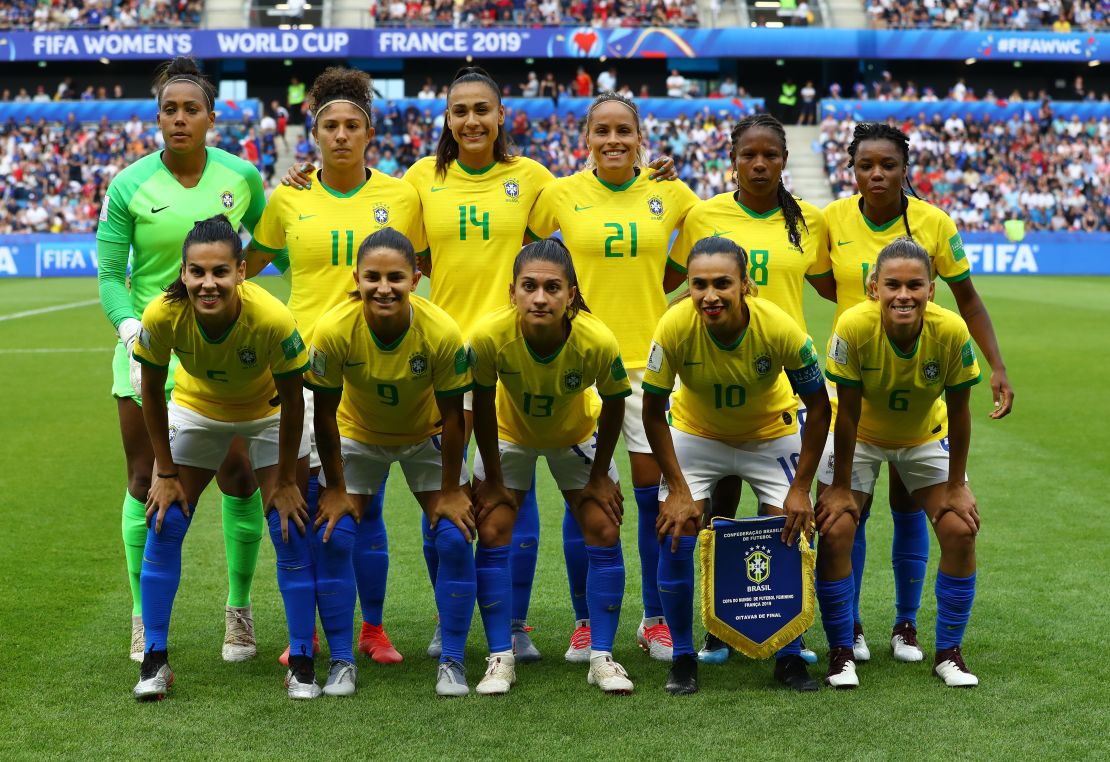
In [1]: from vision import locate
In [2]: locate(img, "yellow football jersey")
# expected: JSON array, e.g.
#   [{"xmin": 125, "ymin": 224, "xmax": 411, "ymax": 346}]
[
  {"xmin": 641, "ymin": 297, "xmax": 820, "ymax": 442},
  {"xmin": 305, "ymin": 295, "xmax": 471, "ymax": 446},
  {"xmin": 671, "ymin": 192, "xmax": 831, "ymax": 333},
  {"xmin": 469, "ymin": 306, "xmax": 632, "ymax": 448},
  {"xmin": 252, "ymin": 169, "xmax": 427, "ymax": 338},
  {"xmin": 403, "ymin": 156, "xmax": 555, "ymax": 339},
  {"xmin": 133, "ymin": 281, "xmax": 308, "ymax": 422},
  {"xmin": 824, "ymin": 300, "xmax": 981, "ymax": 449},
  {"xmin": 527, "ymin": 171, "xmax": 699, "ymax": 368},
  {"xmin": 825, "ymin": 194, "xmax": 971, "ymax": 321}
]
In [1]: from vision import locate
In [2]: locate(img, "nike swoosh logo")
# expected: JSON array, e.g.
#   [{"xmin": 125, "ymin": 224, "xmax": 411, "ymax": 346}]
[
  {"xmin": 712, "ymin": 230, "xmax": 732, "ymax": 237},
  {"xmin": 450, "ymin": 592, "xmax": 468, "ymax": 598},
  {"xmin": 909, "ymin": 578, "xmax": 924, "ymax": 584},
  {"xmin": 151, "ymin": 206, "xmax": 169, "ymax": 214},
  {"xmin": 518, "ymin": 541, "xmax": 536, "ymax": 549},
  {"xmin": 369, "ymin": 543, "xmax": 384, "ymax": 550},
  {"xmin": 683, "ymin": 361, "xmax": 702, "ymax": 366},
  {"xmin": 345, "ymin": 361, "xmax": 366, "ymax": 367},
  {"xmin": 575, "ymin": 204, "xmax": 593, "ymax": 211},
  {"xmin": 837, "ymin": 239, "xmax": 853, "ymax": 246},
  {"xmin": 431, "ymin": 186, "xmax": 448, "ymax": 192},
  {"xmin": 299, "ymin": 214, "xmax": 317, "ymax": 221},
  {"xmin": 659, "ymin": 587, "xmax": 676, "ymax": 594},
  {"xmin": 480, "ymin": 601, "xmax": 500, "ymax": 610},
  {"xmin": 173, "ymin": 347, "xmax": 193, "ymax": 354}
]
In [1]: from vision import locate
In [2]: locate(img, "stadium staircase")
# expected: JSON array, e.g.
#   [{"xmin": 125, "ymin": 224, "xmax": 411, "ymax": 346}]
[
  {"xmin": 700, "ymin": 0, "xmax": 750, "ymax": 28},
  {"xmin": 783, "ymin": 125, "xmax": 833, "ymax": 207},
  {"xmin": 825, "ymin": 0, "xmax": 867, "ymax": 28}
]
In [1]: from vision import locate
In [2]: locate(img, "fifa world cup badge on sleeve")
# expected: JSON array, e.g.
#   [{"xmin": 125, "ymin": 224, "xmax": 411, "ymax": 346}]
[{"xmin": 698, "ymin": 516, "xmax": 815, "ymax": 659}]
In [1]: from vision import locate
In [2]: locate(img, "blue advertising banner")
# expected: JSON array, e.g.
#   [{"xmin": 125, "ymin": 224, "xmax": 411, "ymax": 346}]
[
  {"xmin": 821, "ymin": 99, "xmax": 1110, "ymax": 122},
  {"xmin": 0, "ymin": 232, "xmax": 1105, "ymax": 277},
  {"xmin": 0, "ymin": 99, "xmax": 262, "ymax": 124},
  {"xmin": 0, "ymin": 27, "xmax": 1105, "ymax": 63},
  {"xmin": 699, "ymin": 516, "xmax": 815, "ymax": 659}
]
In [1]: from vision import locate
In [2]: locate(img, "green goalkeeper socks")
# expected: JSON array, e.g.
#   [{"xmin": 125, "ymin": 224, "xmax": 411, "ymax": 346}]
[
  {"xmin": 122, "ymin": 492, "xmax": 149, "ymax": 617},
  {"xmin": 222, "ymin": 489, "xmax": 264, "ymax": 608}
]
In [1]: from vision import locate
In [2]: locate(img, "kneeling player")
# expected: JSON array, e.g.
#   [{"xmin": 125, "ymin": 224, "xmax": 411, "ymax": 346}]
[
  {"xmin": 131, "ymin": 216, "xmax": 313, "ymax": 700},
  {"xmin": 816, "ymin": 237, "xmax": 982, "ymax": 689},
  {"xmin": 642, "ymin": 237, "xmax": 830, "ymax": 695},
  {"xmin": 307, "ymin": 228, "xmax": 476, "ymax": 697},
  {"xmin": 470, "ymin": 239, "xmax": 634, "ymax": 696}
]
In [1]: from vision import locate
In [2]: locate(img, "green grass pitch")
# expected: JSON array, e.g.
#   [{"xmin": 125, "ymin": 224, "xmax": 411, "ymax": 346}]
[{"xmin": 1, "ymin": 275, "xmax": 1108, "ymax": 759}]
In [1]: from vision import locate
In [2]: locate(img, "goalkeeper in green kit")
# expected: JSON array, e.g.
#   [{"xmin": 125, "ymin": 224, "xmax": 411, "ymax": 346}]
[{"xmin": 97, "ymin": 57, "xmax": 269, "ymax": 663}]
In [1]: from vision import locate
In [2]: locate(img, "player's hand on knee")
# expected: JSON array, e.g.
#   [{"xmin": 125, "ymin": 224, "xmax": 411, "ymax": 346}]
[
  {"xmin": 281, "ymin": 162, "xmax": 316, "ymax": 190},
  {"xmin": 314, "ymin": 488, "xmax": 359, "ymax": 542},
  {"xmin": 656, "ymin": 489, "xmax": 700, "ymax": 552},
  {"xmin": 430, "ymin": 487, "xmax": 476, "ymax": 543},
  {"xmin": 815, "ymin": 484, "xmax": 857, "ymax": 536},
  {"xmin": 474, "ymin": 478, "xmax": 515, "ymax": 525},
  {"xmin": 579, "ymin": 475, "xmax": 624, "ymax": 527},
  {"xmin": 145, "ymin": 473, "xmax": 189, "ymax": 534},
  {"xmin": 781, "ymin": 484, "xmax": 815, "ymax": 546},
  {"xmin": 268, "ymin": 482, "xmax": 309, "ymax": 542},
  {"xmin": 934, "ymin": 483, "xmax": 979, "ymax": 536}
]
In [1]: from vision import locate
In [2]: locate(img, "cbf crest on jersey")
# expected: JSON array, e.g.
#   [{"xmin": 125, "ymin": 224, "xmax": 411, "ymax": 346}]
[
  {"xmin": 238, "ymin": 345, "xmax": 258, "ymax": 368},
  {"xmin": 373, "ymin": 203, "xmax": 390, "ymax": 225},
  {"xmin": 563, "ymin": 369, "xmax": 583, "ymax": 392},
  {"xmin": 753, "ymin": 354, "xmax": 773, "ymax": 377},
  {"xmin": 220, "ymin": 190, "xmax": 235, "ymax": 209},
  {"xmin": 409, "ymin": 352, "xmax": 429, "ymax": 377},
  {"xmin": 922, "ymin": 358, "xmax": 941, "ymax": 384},
  {"xmin": 503, "ymin": 178, "xmax": 521, "ymax": 202},
  {"xmin": 648, "ymin": 195, "xmax": 664, "ymax": 219}
]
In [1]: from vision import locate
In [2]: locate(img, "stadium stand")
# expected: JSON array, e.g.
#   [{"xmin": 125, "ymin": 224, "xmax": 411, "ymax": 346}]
[
  {"xmin": 819, "ymin": 111, "xmax": 1110, "ymax": 232},
  {"xmin": 370, "ymin": 0, "xmax": 700, "ymax": 27},
  {"xmin": 0, "ymin": 0, "xmax": 204, "ymax": 30},
  {"xmin": 865, "ymin": 0, "xmax": 1110, "ymax": 31}
]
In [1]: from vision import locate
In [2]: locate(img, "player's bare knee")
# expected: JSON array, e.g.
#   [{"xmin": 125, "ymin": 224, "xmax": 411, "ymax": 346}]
[
  {"xmin": 936, "ymin": 514, "xmax": 976, "ymax": 554},
  {"xmin": 820, "ymin": 514, "xmax": 856, "ymax": 554}
]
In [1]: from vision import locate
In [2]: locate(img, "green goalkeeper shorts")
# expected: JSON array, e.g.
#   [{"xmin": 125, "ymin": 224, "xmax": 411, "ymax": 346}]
[{"xmin": 112, "ymin": 340, "xmax": 177, "ymax": 402}]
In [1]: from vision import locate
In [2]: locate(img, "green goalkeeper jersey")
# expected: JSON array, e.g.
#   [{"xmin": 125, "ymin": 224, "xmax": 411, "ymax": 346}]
[{"xmin": 96, "ymin": 147, "xmax": 266, "ymax": 329}]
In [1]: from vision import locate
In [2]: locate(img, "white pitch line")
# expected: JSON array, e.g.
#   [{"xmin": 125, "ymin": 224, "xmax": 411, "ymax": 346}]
[
  {"xmin": 0, "ymin": 298, "xmax": 100, "ymax": 322},
  {"xmin": 0, "ymin": 347, "xmax": 110, "ymax": 354}
]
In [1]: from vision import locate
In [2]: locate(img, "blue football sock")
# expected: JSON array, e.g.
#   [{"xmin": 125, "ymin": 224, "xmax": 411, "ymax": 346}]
[
  {"xmin": 511, "ymin": 476, "xmax": 540, "ymax": 622},
  {"xmin": 656, "ymin": 536, "xmax": 696, "ymax": 657},
  {"xmin": 475, "ymin": 544, "xmax": 512, "ymax": 653},
  {"xmin": 891, "ymin": 509, "xmax": 930, "ymax": 627},
  {"xmin": 433, "ymin": 523, "xmax": 476, "ymax": 663},
  {"xmin": 313, "ymin": 516, "xmax": 357, "ymax": 663},
  {"xmin": 353, "ymin": 476, "xmax": 389, "ymax": 626},
  {"xmin": 585, "ymin": 543, "xmax": 625, "ymax": 653},
  {"xmin": 851, "ymin": 509, "xmax": 870, "ymax": 625},
  {"xmin": 816, "ymin": 574, "xmax": 855, "ymax": 650},
  {"xmin": 421, "ymin": 512, "xmax": 439, "ymax": 587},
  {"xmin": 140, "ymin": 503, "xmax": 195, "ymax": 653},
  {"xmin": 562, "ymin": 502, "xmax": 589, "ymax": 621},
  {"xmin": 635, "ymin": 485, "xmax": 664, "ymax": 619},
  {"xmin": 935, "ymin": 572, "xmax": 976, "ymax": 651},
  {"xmin": 775, "ymin": 638, "xmax": 803, "ymax": 659},
  {"xmin": 267, "ymin": 510, "xmax": 317, "ymax": 659}
]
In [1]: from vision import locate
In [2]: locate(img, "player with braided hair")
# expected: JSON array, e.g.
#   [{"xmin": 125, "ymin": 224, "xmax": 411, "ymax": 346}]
[
  {"xmin": 824, "ymin": 120, "xmax": 1012, "ymax": 667},
  {"xmin": 670, "ymin": 112, "xmax": 833, "ymax": 665},
  {"xmin": 97, "ymin": 56, "xmax": 269, "ymax": 665}
]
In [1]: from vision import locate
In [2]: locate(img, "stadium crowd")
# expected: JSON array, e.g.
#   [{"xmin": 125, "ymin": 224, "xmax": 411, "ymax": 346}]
[
  {"xmin": 0, "ymin": 0, "xmax": 204, "ymax": 29},
  {"xmin": 866, "ymin": 0, "xmax": 1110, "ymax": 31},
  {"xmin": 821, "ymin": 111, "xmax": 1110, "ymax": 232},
  {"xmin": 371, "ymin": 0, "xmax": 700, "ymax": 27}
]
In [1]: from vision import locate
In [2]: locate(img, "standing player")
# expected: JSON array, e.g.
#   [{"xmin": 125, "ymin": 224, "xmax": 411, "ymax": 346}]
[
  {"xmin": 469, "ymin": 239, "xmax": 634, "ymax": 696},
  {"xmin": 642, "ymin": 237, "xmax": 830, "ymax": 695},
  {"xmin": 306, "ymin": 229, "xmax": 476, "ymax": 696},
  {"xmin": 130, "ymin": 216, "xmax": 315, "ymax": 700},
  {"xmin": 824, "ymin": 122, "xmax": 1012, "ymax": 664},
  {"xmin": 527, "ymin": 91, "xmax": 698, "ymax": 664},
  {"xmin": 247, "ymin": 67, "xmax": 426, "ymax": 666},
  {"xmin": 670, "ymin": 113, "xmax": 832, "ymax": 663},
  {"xmin": 816, "ymin": 237, "xmax": 982, "ymax": 689},
  {"xmin": 97, "ymin": 57, "xmax": 268, "ymax": 664}
]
